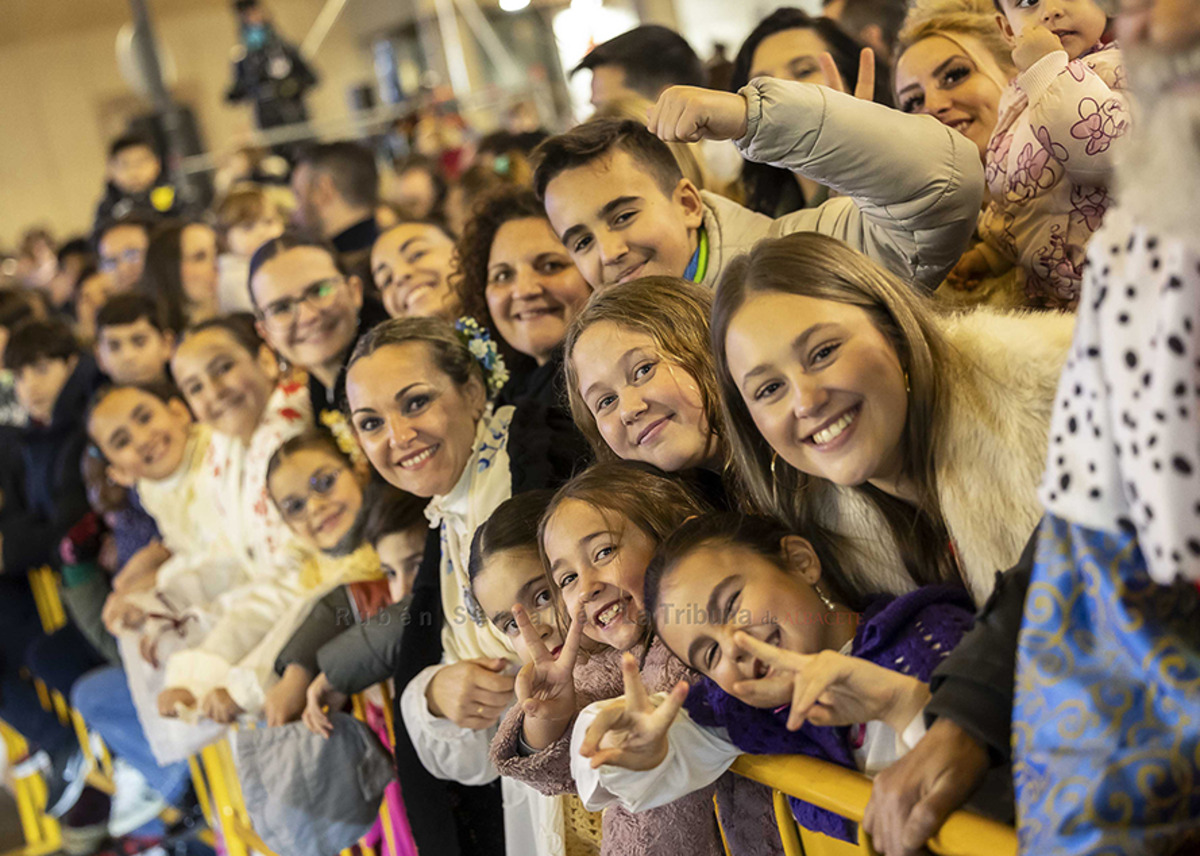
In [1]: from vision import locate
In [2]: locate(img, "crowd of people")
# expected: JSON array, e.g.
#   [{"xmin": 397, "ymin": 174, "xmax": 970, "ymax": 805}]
[{"xmin": 1, "ymin": 0, "xmax": 1198, "ymax": 854}]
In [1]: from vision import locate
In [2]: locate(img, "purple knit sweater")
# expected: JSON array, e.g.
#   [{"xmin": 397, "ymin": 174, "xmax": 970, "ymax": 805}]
[
  {"xmin": 491, "ymin": 638, "xmax": 728, "ymax": 856},
  {"xmin": 684, "ymin": 585, "xmax": 976, "ymax": 841}
]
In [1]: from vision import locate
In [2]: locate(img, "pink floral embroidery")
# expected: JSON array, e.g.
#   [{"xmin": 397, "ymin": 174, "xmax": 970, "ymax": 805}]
[
  {"xmin": 1070, "ymin": 97, "xmax": 1129, "ymax": 156},
  {"xmin": 1030, "ymin": 228, "xmax": 1083, "ymax": 309},
  {"xmin": 986, "ymin": 133, "xmax": 1012, "ymax": 190},
  {"xmin": 1009, "ymin": 137, "xmax": 1061, "ymax": 202},
  {"xmin": 1070, "ymin": 184, "xmax": 1110, "ymax": 232}
]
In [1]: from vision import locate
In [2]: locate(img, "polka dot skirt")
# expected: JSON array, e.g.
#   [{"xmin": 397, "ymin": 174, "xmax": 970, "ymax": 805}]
[{"xmin": 1040, "ymin": 212, "xmax": 1200, "ymax": 585}]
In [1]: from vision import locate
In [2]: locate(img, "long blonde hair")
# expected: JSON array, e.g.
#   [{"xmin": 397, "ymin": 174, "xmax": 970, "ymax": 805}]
[
  {"xmin": 895, "ymin": 0, "xmax": 1016, "ymax": 92},
  {"xmin": 711, "ymin": 233, "xmax": 960, "ymax": 591},
  {"xmin": 563, "ymin": 276, "xmax": 724, "ymax": 468}
]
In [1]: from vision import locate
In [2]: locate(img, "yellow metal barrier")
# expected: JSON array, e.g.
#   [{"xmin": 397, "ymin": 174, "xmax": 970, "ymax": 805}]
[
  {"xmin": 0, "ymin": 721, "xmax": 62, "ymax": 856},
  {"xmin": 731, "ymin": 755, "xmax": 1017, "ymax": 856},
  {"xmin": 27, "ymin": 567, "xmax": 67, "ymax": 635}
]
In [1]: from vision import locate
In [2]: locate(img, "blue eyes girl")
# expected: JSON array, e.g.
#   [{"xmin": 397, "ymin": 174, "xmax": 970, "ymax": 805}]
[
  {"xmin": 554, "ymin": 543, "xmax": 616, "ymax": 590},
  {"xmin": 592, "ymin": 361, "xmax": 657, "ymax": 413}
]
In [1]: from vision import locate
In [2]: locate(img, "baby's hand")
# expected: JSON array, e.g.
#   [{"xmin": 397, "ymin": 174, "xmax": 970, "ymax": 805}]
[
  {"xmin": 732, "ymin": 633, "xmax": 930, "ymax": 734},
  {"xmin": 578, "ymin": 652, "xmax": 688, "ymax": 771},
  {"xmin": 514, "ymin": 603, "xmax": 585, "ymax": 750},
  {"xmin": 157, "ymin": 687, "xmax": 196, "ymax": 718},
  {"xmin": 201, "ymin": 688, "xmax": 243, "ymax": 724},
  {"xmin": 648, "ymin": 86, "xmax": 750, "ymax": 143},
  {"xmin": 945, "ymin": 247, "xmax": 991, "ymax": 291},
  {"xmin": 303, "ymin": 672, "xmax": 347, "ymax": 739},
  {"xmin": 1012, "ymin": 24, "xmax": 1064, "ymax": 72}
]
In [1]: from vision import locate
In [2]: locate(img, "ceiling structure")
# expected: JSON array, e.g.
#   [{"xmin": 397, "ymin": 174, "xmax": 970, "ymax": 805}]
[{"xmin": 0, "ymin": 0, "xmax": 234, "ymax": 46}]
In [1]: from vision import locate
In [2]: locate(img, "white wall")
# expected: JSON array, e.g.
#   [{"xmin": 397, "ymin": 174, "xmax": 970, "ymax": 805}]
[
  {"xmin": 0, "ymin": 0, "xmax": 376, "ymax": 247},
  {"xmin": 671, "ymin": 0, "xmax": 822, "ymax": 60}
]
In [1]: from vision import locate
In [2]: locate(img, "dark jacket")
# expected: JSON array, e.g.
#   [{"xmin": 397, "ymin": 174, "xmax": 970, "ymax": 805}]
[
  {"xmin": 919, "ymin": 527, "xmax": 1037, "ymax": 824},
  {"xmin": 226, "ymin": 34, "xmax": 317, "ymax": 130},
  {"xmin": 925, "ymin": 529, "xmax": 1035, "ymax": 764},
  {"xmin": 1, "ymin": 357, "xmax": 102, "ymax": 574},
  {"xmin": 92, "ymin": 179, "xmax": 184, "ymax": 239},
  {"xmin": 315, "ymin": 600, "xmax": 410, "ymax": 695},
  {"xmin": 273, "ymin": 581, "xmax": 405, "ymax": 688},
  {"xmin": 331, "ymin": 217, "xmax": 380, "ymax": 298},
  {"xmin": 392, "ymin": 399, "xmax": 590, "ymax": 856},
  {"xmin": 307, "ymin": 296, "xmax": 389, "ymax": 418},
  {"xmin": 494, "ymin": 347, "xmax": 567, "ymax": 414}
]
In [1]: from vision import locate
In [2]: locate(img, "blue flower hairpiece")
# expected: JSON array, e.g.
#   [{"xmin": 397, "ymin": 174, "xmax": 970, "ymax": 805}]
[{"xmin": 454, "ymin": 316, "xmax": 510, "ymax": 398}]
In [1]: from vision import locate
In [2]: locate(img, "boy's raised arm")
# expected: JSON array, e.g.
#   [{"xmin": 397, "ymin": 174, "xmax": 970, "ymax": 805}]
[{"xmin": 739, "ymin": 78, "xmax": 984, "ymax": 288}]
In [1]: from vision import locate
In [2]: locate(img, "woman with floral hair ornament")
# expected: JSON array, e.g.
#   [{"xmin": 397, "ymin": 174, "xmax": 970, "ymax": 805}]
[{"xmin": 343, "ymin": 315, "xmax": 589, "ymax": 856}]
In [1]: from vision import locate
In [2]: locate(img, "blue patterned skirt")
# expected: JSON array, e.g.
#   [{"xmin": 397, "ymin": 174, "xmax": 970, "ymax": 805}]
[{"xmin": 1013, "ymin": 515, "xmax": 1200, "ymax": 855}]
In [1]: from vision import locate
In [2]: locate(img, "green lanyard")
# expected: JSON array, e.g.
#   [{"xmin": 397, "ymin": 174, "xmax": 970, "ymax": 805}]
[{"xmin": 688, "ymin": 229, "xmax": 709, "ymax": 284}]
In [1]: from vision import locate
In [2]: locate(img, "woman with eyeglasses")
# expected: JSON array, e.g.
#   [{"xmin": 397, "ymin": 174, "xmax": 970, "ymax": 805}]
[{"xmin": 248, "ymin": 233, "xmax": 389, "ymax": 422}]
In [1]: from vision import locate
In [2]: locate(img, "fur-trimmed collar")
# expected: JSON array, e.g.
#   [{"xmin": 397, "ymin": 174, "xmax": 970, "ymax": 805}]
[{"xmin": 933, "ymin": 308, "xmax": 1075, "ymax": 599}]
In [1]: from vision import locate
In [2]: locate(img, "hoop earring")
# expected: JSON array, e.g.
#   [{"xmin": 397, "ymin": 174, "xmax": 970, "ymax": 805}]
[
  {"xmin": 770, "ymin": 452, "xmax": 781, "ymax": 511},
  {"xmin": 814, "ymin": 584, "xmax": 836, "ymax": 612}
]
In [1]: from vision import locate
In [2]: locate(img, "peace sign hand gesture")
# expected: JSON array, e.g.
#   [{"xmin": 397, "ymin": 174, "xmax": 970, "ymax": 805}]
[
  {"xmin": 578, "ymin": 652, "xmax": 689, "ymax": 771},
  {"xmin": 514, "ymin": 602, "xmax": 586, "ymax": 750},
  {"xmin": 817, "ymin": 47, "xmax": 877, "ymax": 101},
  {"xmin": 731, "ymin": 633, "xmax": 929, "ymax": 734}
]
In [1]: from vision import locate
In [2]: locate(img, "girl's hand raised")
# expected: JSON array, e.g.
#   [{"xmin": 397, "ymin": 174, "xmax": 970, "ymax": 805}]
[
  {"xmin": 578, "ymin": 652, "xmax": 688, "ymax": 771},
  {"xmin": 514, "ymin": 602, "xmax": 585, "ymax": 750},
  {"xmin": 731, "ymin": 633, "xmax": 930, "ymax": 734}
]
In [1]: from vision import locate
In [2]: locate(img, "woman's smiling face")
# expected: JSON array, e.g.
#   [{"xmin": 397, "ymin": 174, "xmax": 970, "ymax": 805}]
[
  {"xmin": 894, "ymin": 34, "xmax": 1008, "ymax": 161},
  {"xmin": 371, "ymin": 223, "xmax": 461, "ymax": 321},
  {"xmin": 541, "ymin": 499, "xmax": 656, "ymax": 652},
  {"xmin": 723, "ymin": 291, "xmax": 909, "ymax": 490},
  {"xmin": 250, "ymin": 246, "xmax": 362, "ymax": 374},
  {"xmin": 346, "ymin": 341, "xmax": 486, "ymax": 497},
  {"xmin": 485, "ymin": 217, "xmax": 592, "ymax": 365},
  {"xmin": 268, "ymin": 447, "xmax": 364, "ymax": 551}
]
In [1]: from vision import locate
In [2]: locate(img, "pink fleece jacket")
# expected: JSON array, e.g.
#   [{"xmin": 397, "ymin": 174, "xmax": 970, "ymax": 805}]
[{"xmin": 490, "ymin": 639, "xmax": 726, "ymax": 856}]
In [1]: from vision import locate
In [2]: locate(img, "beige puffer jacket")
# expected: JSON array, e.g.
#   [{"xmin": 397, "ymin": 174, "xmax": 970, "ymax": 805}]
[{"xmin": 700, "ymin": 78, "xmax": 985, "ymax": 291}]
